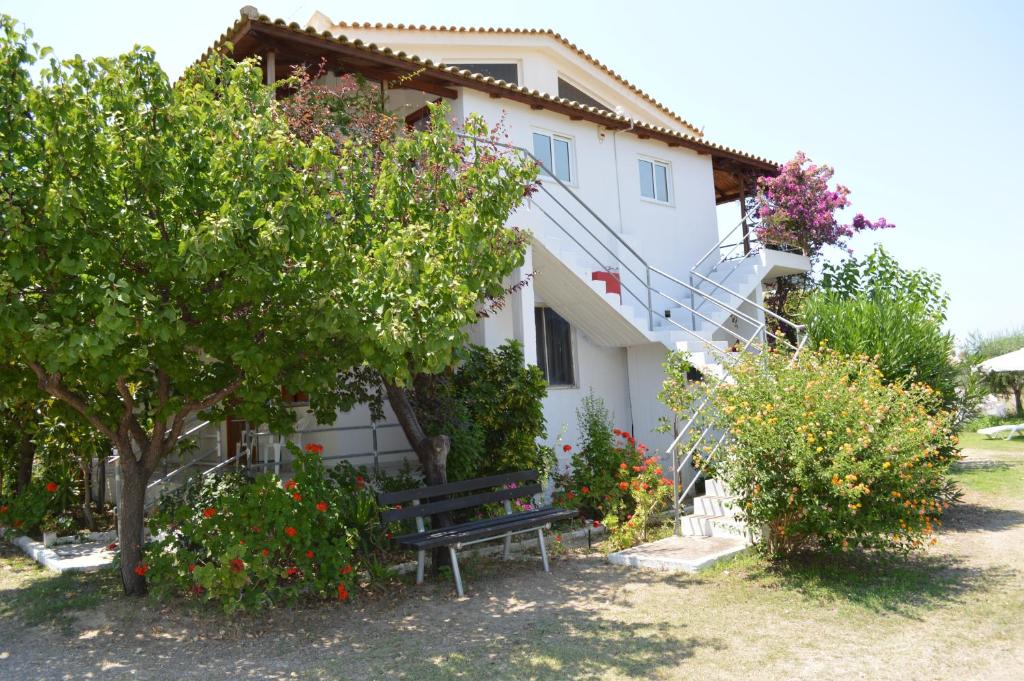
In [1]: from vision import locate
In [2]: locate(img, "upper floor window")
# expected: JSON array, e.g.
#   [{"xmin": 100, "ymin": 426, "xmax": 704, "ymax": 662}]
[
  {"xmin": 533, "ymin": 132, "xmax": 574, "ymax": 183},
  {"xmin": 638, "ymin": 158, "xmax": 670, "ymax": 203},
  {"xmin": 535, "ymin": 306, "xmax": 575, "ymax": 386},
  {"xmin": 557, "ymin": 77, "xmax": 609, "ymax": 112},
  {"xmin": 448, "ymin": 62, "xmax": 519, "ymax": 85}
]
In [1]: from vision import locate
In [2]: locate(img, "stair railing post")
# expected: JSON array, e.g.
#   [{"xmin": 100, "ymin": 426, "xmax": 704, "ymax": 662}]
[{"xmin": 645, "ymin": 265, "xmax": 653, "ymax": 331}]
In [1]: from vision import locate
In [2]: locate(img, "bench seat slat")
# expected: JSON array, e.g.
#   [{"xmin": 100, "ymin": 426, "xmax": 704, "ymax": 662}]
[
  {"xmin": 381, "ymin": 483, "xmax": 541, "ymax": 522},
  {"xmin": 395, "ymin": 507, "xmax": 577, "ymax": 549},
  {"xmin": 378, "ymin": 470, "xmax": 538, "ymax": 505}
]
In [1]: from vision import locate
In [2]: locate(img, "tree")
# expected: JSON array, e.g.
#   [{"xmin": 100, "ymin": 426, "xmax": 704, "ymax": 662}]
[
  {"xmin": 965, "ymin": 328, "xmax": 1024, "ymax": 417},
  {"xmin": 1, "ymin": 22, "xmax": 367, "ymax": 594},
  {"xmin": 803, "ymin": 246, "xmax": 958, "ymax": 409},
  {"xmin": 0, "ymin": 18, "xmax": 536, "ymax": 593},
  {"xmin": 279, "ymin": 67, "xmax": 537, "ymax": 491}
]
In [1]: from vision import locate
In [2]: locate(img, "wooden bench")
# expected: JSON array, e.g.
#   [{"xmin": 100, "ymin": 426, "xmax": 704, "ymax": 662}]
[{"xmin": 378, "ymin": 470, "xmax": 576, "ymax": 597}]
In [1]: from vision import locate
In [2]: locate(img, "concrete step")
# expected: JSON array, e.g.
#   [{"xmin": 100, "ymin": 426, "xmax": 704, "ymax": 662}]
[
  {"xmin": 704, "ymin": 478, "xmax": 730, "ymax": 497},
  {"xmin": 692, "ymin": 494, "xmax": 738, "ymax": 518},
  {"xmin": 709, "ymin": 515, "xmax": 749, "ymax": 540}
]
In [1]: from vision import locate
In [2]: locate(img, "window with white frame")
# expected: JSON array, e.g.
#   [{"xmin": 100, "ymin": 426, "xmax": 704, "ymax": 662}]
[
  {"xmin": 638, "ymin": 158, "xmax": 670, "ymax": 203},
  {"xmin": 532, "ymin": 132, "xmax": 574, "ymax": 183},
  {"xmin": 535, "ymin": 307, "xmax": 575, "ymax": 386}
]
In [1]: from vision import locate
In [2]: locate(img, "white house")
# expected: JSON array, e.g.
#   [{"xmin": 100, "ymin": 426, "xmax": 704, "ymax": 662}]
[{"xmin": 129, "ymin": 7, "xmax": 810, "ymax": 537}]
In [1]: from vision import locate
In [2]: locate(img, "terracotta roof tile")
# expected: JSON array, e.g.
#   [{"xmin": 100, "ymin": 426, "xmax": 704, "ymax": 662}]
[
  {"xmin": 193, "ymin": 12, "xmax": 779, "ymax": 172},
  {"xmin": 326, "ymin": 19, "xmax": 703, "ymax": 136}
]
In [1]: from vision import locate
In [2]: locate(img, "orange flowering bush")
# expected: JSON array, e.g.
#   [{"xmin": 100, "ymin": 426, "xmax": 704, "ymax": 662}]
[
  {"xmin": 144, "ymin": 443, "xmax": 391, "ymax": 612},
  {"xmin": 674, "ymin": 347, "xmax": 960, "ymax": 556},
  {"xmin": 602, "ymin": 453, "xmax": 674, "ymax": 550}
]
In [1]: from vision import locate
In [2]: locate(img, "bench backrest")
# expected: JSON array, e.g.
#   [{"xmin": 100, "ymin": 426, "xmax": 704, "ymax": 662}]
[{"xmin": 378, "ymin": 470, "xmax": 541, "ymax": 523}]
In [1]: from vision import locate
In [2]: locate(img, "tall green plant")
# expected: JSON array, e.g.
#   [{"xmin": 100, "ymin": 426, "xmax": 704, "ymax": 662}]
[
  {"xmin": 415, "ymin": 341, "xmax": 551, "ymax": 481},
  {"xmin": 803, "ymin": 247, "xmax": 957, "ymax": 408},
  {"xmin": 964, "ymin": 327, "xmax": 1024, "ymax": 417}
]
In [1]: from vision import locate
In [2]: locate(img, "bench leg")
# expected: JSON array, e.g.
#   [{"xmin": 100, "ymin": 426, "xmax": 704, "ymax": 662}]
[
  {"xmin": 448, "ymin": 546, "xmax": 464, "ymax": 597},
  {"xmin": 537, "ymin": 528, "xmax": 550, "ymax": 573},
  {"xmin": 416, "ymin": 550, "xmax": 425, "ymax": 585},
  {"xmin": 503, "ymin": 532, "xmax": 512, "ymax": 559}
]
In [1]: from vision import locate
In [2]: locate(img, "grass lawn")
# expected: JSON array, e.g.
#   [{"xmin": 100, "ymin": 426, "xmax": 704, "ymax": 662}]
[
  {"xmin": 1, "ymin": 439, "xmax": 1023, "ymax": 680},
  {"xmin": 958, "ymin": 428, "xmax": 1024, "ymax": 453}
]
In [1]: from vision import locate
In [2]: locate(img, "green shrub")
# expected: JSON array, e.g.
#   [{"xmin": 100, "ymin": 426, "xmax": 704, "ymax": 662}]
[
  {"xmin": 669, "ymin": 347, "xmax": 960, "ymax": 557},
  {"xmin": 550, "ymin": 393, "xmax": 673, "ymax": 545},
  {"xmin": 416, "ymin": 341, "xmax": 552, "ymax": 481},
  {"xmin": 804, "ymin": 247, "xmax": 957, "ymax": 408},
  {"xmin": 0, "ymin": 478, "xmax": 71, "ymax": 535},
  {"xmin": 144, "ymin": 443, "xmax": 393, "ymax": 612}
]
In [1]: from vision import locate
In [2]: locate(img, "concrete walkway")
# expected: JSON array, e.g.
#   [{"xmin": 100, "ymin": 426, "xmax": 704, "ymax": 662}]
[{"xmin": 607, "ymin": 534, "xmax": 748, "ymax": 572}]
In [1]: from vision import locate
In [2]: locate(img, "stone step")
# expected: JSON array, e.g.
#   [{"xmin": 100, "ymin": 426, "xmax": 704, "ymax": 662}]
[
  {"xmin": 703, "ymin": 478, "xmax": 730, "ymax": 497},
  {"xmin": 692, "ymin": 494, "xmax": 738, "ymax": 518}
]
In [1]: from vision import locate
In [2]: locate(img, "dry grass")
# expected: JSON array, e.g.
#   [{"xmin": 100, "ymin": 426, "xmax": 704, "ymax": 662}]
[{"xmin": 1, "ymin": 443, "xmax": 1022, "ymax": 680}]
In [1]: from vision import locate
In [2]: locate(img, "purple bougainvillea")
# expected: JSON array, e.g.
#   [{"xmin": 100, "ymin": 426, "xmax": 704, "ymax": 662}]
[{"xmin": 755, "ymin": 152, "xmax": 892, "ymax": 257}]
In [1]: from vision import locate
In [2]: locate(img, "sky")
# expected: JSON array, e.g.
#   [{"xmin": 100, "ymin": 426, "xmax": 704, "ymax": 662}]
[{"xmin": 2, "ymin": 0, "xmax": 1021, "ymax": 345}]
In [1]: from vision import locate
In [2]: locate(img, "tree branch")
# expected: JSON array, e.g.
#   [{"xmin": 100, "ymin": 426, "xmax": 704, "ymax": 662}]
[{"xmin": 28, "ymin": 362, "xmax": 118, "ymax": 444}]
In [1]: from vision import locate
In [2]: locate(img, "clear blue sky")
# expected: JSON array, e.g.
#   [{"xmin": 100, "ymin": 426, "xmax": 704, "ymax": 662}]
[{"xmin": 2, "ymin": 0, "xmax": 1021, "ymax": 344}]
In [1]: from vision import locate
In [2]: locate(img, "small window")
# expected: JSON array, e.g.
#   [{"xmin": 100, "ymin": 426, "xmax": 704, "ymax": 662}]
[
  {"xmin": 638, "ymin": 159, "xmax": 670, "ymax": 203},
  {"xmin": 557, "ymin": 78, "xmax": 609, "ymax": 112},
  {"xmin": 448, "ymin": 62, "xmax": 519, "ymax": 85},
  {"xmin": 533, "ymin": 132, "xmax": 573, "ymax": 183},
  {"xmin": 535, "ymin": 307, "xmax": 575, "ymax": 386}
]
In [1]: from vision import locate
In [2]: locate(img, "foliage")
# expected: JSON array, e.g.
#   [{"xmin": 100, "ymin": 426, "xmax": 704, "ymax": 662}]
[
  {"xmin": 414, "ymin": 341, "xmax": 551, "ymax": 481},
  {"xmin": 601, "ymin": 454, "xmax": 674, "ymax": 551},
  {"xmin": 963, "ymin": 327, "xmax": 1024, "ymax": 418},
  {"xmin": 754, "ymin": 152, "xmax": 892, "ymax": 257},
  {"xmin": 0, "ymin": 16, "xmax": 536, "ymax": 592},
  {"xmin": 551, "ymin": 393, "xmax": 672, "ymax": 546},
  {"xmin": 0, "ymin": 477, "xmax": 67, "ymax": 534},
  {"xmin": 143, "ymin": 444, "xmax": 393, "ymax": 612},
  {"xmin": 803, "ymin": 247, "xmax": 958, "ymax": 409},
  {"xmin": 667, "ymin": 347, "xmax": 960, "ymax": 557}
]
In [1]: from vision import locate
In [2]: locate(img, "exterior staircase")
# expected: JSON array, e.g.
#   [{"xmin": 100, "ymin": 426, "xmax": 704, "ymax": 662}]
[{"xmin": 508, "ymin": 138, "xmax": 809, "ymax": 540}]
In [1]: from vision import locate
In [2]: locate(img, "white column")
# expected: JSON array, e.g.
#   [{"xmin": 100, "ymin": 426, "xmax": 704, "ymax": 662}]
[{"xmin": 512, "ymin": 245, "xmax": 538, "ymax": 366}]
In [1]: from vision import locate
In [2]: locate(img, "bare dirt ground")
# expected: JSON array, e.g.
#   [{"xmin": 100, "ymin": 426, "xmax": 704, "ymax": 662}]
[{"xmin": 2, "ymin": 444, "xmax": 1022, "ymax": 681}]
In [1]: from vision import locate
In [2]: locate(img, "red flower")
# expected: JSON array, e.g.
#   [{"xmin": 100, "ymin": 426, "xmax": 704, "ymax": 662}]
[
  {"xmin": 355, "ymin": 475, "xmax": 365, "ymax": 490},
  {"xmin": 592, "ymin": 520, "xmax": 600, "ymax": 528},
  {"xmin": 337, "ymin": 583, "xmax": 349, "ymax": 601},
  {"xmin": 613, "ymin": 428, "xmax": 622, "ymax": 436},
  {"xmin": 340, "ymin": 565, "xmax": 353, "ymax": 575},
  {"xmin": 0, "ymin": 505, "xmax": 7, "ymax": 513},
  {"xmin": 287, "ymin": 566, "xmax": 299, "ymax": 576},
  {"xmin": 202, "ymin": 507, "xmax": 217, "ymax": 518},
  {"xmin": 107, "ymin": 542, "xmax": 118, "ymax": 551},
  {"xmin": 134, "ymin": 563, "xmax": 149, "ymax": 576},
  {"xmin": 621, "ymin": 432, "xmax": 631, "ymax": 439},
  {"xmin": 230, "ymin": 558, "xmax": 245, "ymax": 573},
  {"xmin": 45, "ymin": 482, "xmax": 58, "ymax": 493},
  {"xmin": 562, "ymin": 444, "xmax": 572, "ymax": 452},
  {"xmin": 304, "ymin": 443, "xmax": 324, "ymax": 454},
  {"xmin": 188, "ymin": 563, "xmax": 197, "ymax": 573},
  {"xmin": 284, "ymin": 480, "xmax": 297, "ymax": 490},
  {"xmin": 618, "ymin": 482, "xmax": 629, "ymax": 491},
  {"xmin": 13, "ymin": 519, "xmax": 22, "ymax": 528},
  {"xmin": 292, "ymin": 492, "xmax": 302, "ymax": 502},
  {"xmin": 284, "ymin": 526, "xmax": 297, "ymax": 537},
  {"xmin": 385, "ymin": 531, "xmax": 393, "ymax": 540},
  {"xmin": 566, "ymin": 491, "xmax": 575, "ymax": 500},
  {"xmin": 555, "ymin": 535, "xmax": 562, "ymax": 542},
  {"xmin": 581, "ymin": 486, "xmax": 590, "ymax": 494},
  {"xmin": 306, "ymin": 550, "xmax": 314, "ymax": 559},
  {"xmin": 619, "ymin": 462, "xmax": 628, "ymax": 470},
  {"xmin": 316, "ymin": 501, "xmax": 328, "ymax": 512},
  {"xmin": 262, "ymin": 548, "xmax": 270, "ymax": 557}
]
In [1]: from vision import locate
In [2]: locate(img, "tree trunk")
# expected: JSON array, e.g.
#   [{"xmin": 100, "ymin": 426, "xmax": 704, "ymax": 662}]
[
  {"xmin": 1014, "ymin": 386, "xmax": 1022, "ymax": 418},
  {"xmin": 383, "ymin": 378, "xmax": 452, "ymax": 572},
  {"xmin": 80, "ymin": 459, "xmax": 95, "ymax": 531},
  {"xmin": 15, "ymin": 430, "xmax": 35, "ymax": 494},
  {"xmin": 117, "ymin": 455, "xmax": 150, "ymax": 596}
]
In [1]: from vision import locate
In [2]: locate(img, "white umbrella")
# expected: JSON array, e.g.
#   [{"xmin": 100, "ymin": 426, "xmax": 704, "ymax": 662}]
[{"xmin": 979, "ymin": 347, "xmax": 1024, "ymax": 373}]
